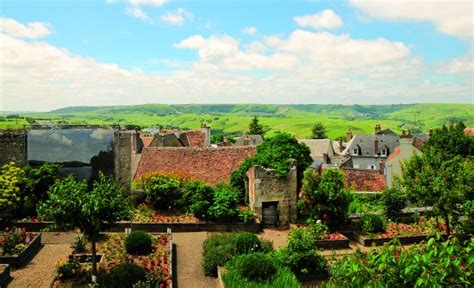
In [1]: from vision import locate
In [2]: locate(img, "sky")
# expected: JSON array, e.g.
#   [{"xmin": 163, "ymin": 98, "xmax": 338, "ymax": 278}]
[{"xmin": 0, "ymin": 0, "xmax": 473, "ymax": 111}]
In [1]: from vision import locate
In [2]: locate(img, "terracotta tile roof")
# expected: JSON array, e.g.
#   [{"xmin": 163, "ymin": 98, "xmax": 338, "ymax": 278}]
[
  {"xmin": 140, "ymin": 136, "xmax": 154, "ymax": 148},
  {"xmin": 464, "ymin": 127, "xmax": 474, "ymax": 136},
  {"xmin": 386, "ymin": 146, "xmax": 401, "ymax": 162},
  {"xmin": 134, "ymin": 146, "xmax": 256, "ymax": 185},
  {"xmin": 186, "ymin": 130, "xmax": 206, "ymax": 147},
  {"xmin": 343, "ymin": 168, "xmax": 386, "ymax": 192}
]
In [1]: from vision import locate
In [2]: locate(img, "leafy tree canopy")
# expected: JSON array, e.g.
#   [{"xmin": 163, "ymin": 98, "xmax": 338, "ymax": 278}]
[{"xmin": 425, "ymin": 121, "xmax": 473, "ymax": 158}]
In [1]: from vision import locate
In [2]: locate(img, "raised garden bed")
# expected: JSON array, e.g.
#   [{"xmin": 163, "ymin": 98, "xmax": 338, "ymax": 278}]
[
  {"xmin": 0, "ymin": 232, "xmax": 41, "ymax": 267},
  {"xmin": 0, "ymin": 264, "xmax": 11, "ymax": 287},
  {"xmin": 345, "ymin": 231, "xmax": 429, "ymax": 247},
  {"xmin": 315, "ymin": 233, "xmax": 350, "ymax": 249},
  {"xmin": 11, "ymin": 221, "xmax": 263, "ymax": 233}
]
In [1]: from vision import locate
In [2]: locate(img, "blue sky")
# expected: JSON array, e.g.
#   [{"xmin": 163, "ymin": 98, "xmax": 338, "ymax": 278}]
[{"xmin": 0, "ymin": 0, "xmax": 472, "ymax": 111}]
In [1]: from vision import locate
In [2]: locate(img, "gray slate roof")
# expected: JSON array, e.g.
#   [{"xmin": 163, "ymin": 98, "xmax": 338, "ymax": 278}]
[{"xmin": 347, "ymin": 134, "xmax": 400, "ymax": 157}]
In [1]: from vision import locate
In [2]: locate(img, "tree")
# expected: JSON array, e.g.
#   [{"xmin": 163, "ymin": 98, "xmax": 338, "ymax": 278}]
[
  {"xmin": 401, "ymin": 148, "xmax": 473, "ymax": 235},
  {"xmin": 230, "ymin": 132, "xmax": 312, "ymax": 198},
  {"xmin": 248, "ymin": 116, "xmax": 264, "ymax": 135},
  {"xmin": 21, "ymin": 163, "xmax": 61, "ymax": 216},
  {"xmin": 38, "ymin": 173, "xmax": 131, "ymax": 280},
  {"xmin": 298, "ymin": 168, "xmax": 351, "ymax": 229},
  {"xmin": 311, "ymin": 122, "xmax": 327, "ymax": 139},
  {"xmin": 425, "ymin": 121, "xmax": 473, "ymax": 158},
  {"xmin": 0, "ymin": 162, "xmax": 25, "ymax": 222}
]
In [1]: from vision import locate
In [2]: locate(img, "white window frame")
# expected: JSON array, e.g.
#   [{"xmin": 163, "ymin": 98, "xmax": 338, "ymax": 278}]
[
  {"xmin": 381, "ymin": 149, "xmax": 387, "ymax": 156},
  {"xmin": 353, "ymin": 148, "xmax": 358, "ymax": 155}
]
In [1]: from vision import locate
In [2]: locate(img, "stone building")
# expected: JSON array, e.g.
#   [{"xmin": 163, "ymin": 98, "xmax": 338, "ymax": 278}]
[
  {"xmin": 384, "ymin": 136, "xmax": 422, "ymax": 188},
  {"xmin": 0, "ymin": 131, "xmax": 28, "ymax": 167},
  {"xmin": 246, "ymin": 161, "xmax": 298, "ymax": 226}
]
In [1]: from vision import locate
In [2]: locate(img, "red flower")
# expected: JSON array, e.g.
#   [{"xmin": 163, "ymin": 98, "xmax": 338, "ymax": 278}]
[{"xmin": 323, "ymin": 213, "xmax": 329, "ymax": 221}]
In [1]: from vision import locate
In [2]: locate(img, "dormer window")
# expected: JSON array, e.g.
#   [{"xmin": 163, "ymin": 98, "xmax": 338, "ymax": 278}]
[
  {"xmin": 381, "ymin": 149, "xmax": 387, "ymax": 156},
  {"xmin": 353, "ymin": 148, "xmax": 359, "ymax": 155}
]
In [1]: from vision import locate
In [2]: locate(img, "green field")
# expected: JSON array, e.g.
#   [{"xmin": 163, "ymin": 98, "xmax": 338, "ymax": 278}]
[{"xmin": 1, "ymin": 103, "xmax": 472, "ymax": 139}]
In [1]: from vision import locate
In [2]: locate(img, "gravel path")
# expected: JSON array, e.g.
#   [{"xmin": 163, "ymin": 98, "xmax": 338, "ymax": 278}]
[
  {"xmin": 8, "ymin": 244, "xmax": 72, "ymax": 288},
  {"xmin": 173, "ymin": 232, "xmax": 217, "ymax": 288}
]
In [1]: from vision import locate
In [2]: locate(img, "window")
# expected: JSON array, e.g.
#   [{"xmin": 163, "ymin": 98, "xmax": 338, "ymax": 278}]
[
  {"xmin": 369, "ymin": 165, "xmax": 376, "ymax": 170},
  {"xmin": 381, "ymin": 149, "xmax": 387, "ymax": 156},
  {"xmin": 353, "ymin": 148, "xmax": 358, "ymax": 155}
]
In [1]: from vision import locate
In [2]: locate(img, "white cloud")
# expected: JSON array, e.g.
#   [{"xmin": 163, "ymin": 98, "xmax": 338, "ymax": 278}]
[
  {"xmin": 0, "ymin": 18, "xmax": 52, "ymax": 39},
  {"xmin": 49, "ymin": 133, "xmax": 72, "ymax": 146},
  {"xmin": 294, "ymin": 9, "xmax": 343, "ymax": 30},
  {"xmin": 126, "ymin": 6, "xmax": 152, "ymax": 23},
  {"xmin": 242, "ymin": 26, "xmax": 257, "ymax": 35},
  {"xmin": 161, "ymin": 8, "xmax": 192, "ymax": 26},
  {"xmin": 350, "ymin": 0, "xmax": 474, "ymax": 39},
  {"xmin": 1, "ymin": 18, "xmax": 472, "ymax": 111},
  {"xmin": 130, "ymin": 0, "xmax": 166, "ymax": 7}
]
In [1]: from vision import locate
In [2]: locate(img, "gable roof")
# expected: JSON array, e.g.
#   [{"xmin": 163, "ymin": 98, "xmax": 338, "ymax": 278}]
[
  {"xmin": 134, "ymin": 146, "xmax": 256, "ymax": 185},
  {"xmin": 298, "ymin": 139, "xmax": 334, "ymax": 160},
  {"xmin": 140, "ymin": 135, "xmax": 154, "ymax": 148},
  {"xmin": 386, "ymin": 146, "xmax": 401, "ymax": 162},
  {"xmin": 343, "ymin": 168, "xmax": 386, "ymax": 192},
  {"xmin": 347, "ymin": 134, "xmax": 400, "ymax": 156}
]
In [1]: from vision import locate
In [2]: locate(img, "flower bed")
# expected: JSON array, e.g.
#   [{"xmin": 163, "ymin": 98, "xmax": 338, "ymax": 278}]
[
  {"xmin": 315, "ymin": 232, "xmax": 350, "ymax": 249},
  {"xmin": 346, "ymin": 220, "xmax": 447, "ymax": 247},
  {"xmin": 0, "ymin": 229, "xmax": 41, "ymax": 267},
  {"xmin": 53, "ymin": 232, "xmax": 173, "ymax": 287},
  {"xmin": 0, "ymin": 264, "xmax": 11, "ymax": 287}
]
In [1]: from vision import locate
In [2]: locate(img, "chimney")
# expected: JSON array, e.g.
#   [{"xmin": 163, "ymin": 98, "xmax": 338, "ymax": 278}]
[
  {"xmin": 375, "ymin": 124, "xmax": 382, "ymax": 134},
  {"xmin": 346, "ymin": 129, "xmax": 353, "ymax": 141},
  {"xmin": 201, "ymin": 124, "xmax": 211, "ymax": 147},
  {"xmin": 323, "ymin": 152, "xmax": 329, "ymax": 164},
  {"xmin": 339, "ymin": 139, "xmax": 343, "ymax": 152},
  {"xmin": 374, "ymin": 137, "xmax": 379, "ymax": 155}
]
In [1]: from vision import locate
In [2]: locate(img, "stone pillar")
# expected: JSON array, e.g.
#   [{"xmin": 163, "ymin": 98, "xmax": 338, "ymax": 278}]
[
  {"xmin": 114, "ymin": 131, "xmax": 132, "ymax": 194},
  {"xmin": 0, "ymin": 131, "xmax": 28, "ymax": 167}
]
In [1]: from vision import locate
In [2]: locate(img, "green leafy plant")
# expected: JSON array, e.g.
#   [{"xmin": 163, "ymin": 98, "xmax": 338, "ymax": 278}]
[
  {"xmin": 71, "ymin": 234, "xmax": 87, "ymax": 254},
  {"xmin": 108, "ymin": 263, "xmax": 147, "ymax": 288},
  {"xmin": 360, "ymin": 214, "xmax": 386, "ymax": 234},
  {"xmin": 125, "ymin": 231, "xmax": 153, "ymax": 255},
  {"xmin": 306, "ymin": 219, "xmax": 330, "ymax": 240},
  {"xmin": 300, "ymin": 168, "xmax": 351, "ymax": 229},
  {"xmin": 56, "ymin": 259, "xmax": 83, "ymax": 280},
  {"xmin": 229, "ymin": 253, "xmax": 277, "ymax": 283},
  {"xmin": 136, "ymin": 174, "xmax": 182, "ymax": 211},
  {"xmin": 382, "ymin": 188, "xmax": 406, "ymax": 219},
  {"xmin": 324, "ymin": 234, "xmax": 473, "ymax": 287},
  {"xmin": 348, "ymin": 193, "xmax": 384, "ymax": 214},
  {"xmin": 222, "ymin": 266, "xmax": 300, "ymax": 288},
  {"xmin": 180, "ymin": 180, "xmax": 214, "ymax": 220},
  {"xmin": 0, "ymin": 162, "xmax": 25, "ymax": 222},
  {"xmin": 238, "ymin": 208, "xmax": 255, "ymax": 224},
  {"xmin": 233, "ymin": 232, "xmax": 261, "ymax": 255},
  {"xmin": 208, "ymin": 183, "xmax": 240, "ymax": 222}
]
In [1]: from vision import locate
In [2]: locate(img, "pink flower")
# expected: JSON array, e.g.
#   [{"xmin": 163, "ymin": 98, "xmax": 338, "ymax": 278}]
[{"xmin": 323, "ymin": 213, "xmax": 329, "ymax": 221}]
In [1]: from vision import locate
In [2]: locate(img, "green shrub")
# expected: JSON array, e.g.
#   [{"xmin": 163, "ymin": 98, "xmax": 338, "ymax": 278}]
[
  {"xmin": 286, "ymin": 227, "xmax": 316, "ymax": 253},
  {"xmin": 208, "ymin": 183, "xmax": 239, "ymax": 222},
  {"xmin": 382, "ymin": 188, "xmax": 406, "ymax": 219},
  {"xmin": 360, "ymin": 214, "xmax": 386, "ymax": 234},
  {"xmin": 125, "ymin": 231, "xmax": 153, "ymax": 255},
  {"xmin": 57, "ymin": 259, "xmax": 82, "ymax": 280},
  {"xmin": 238, "ymin": 209, "xmax": 255, "ymax": 224},
  {"xmin": 231, "ymin": 253, "xmax": 277, "ymax": 282},
  {"xmin": 348, "ymin": 193, "xmax": 384, "ymax": 214},
  {"xmin": 233, "ymin": 232, "xmax": 261, "ymax": 254},
  {"xmin": 137, "ymin": 174, "xmax": 182, "ymax": 211},
  {"xmin": 202, "ymin": 234, "xmax": 236, "ymax": 277},
  {"xmin": 223, "ymin": 267, "xmax": 300, "ymax": 288},
  {"xmin": 71, "ymin": 234, "xmax": 87, "ymax": 253},
  {"xmin": 259, "ymin": 240, "xmax": 274, "ymax": 253},
  {"xmin": 181, "ymin": 180, "xmax": 214, "ymax": 220},
  {"xmin": 108, "ymin": 263, "xmax": 147, "ymax": 288},
  {"xmin": 324, "ymin": 235, "xmax": 473, "ymax": 287},
  {"xmin": 306, "ymin": 219, "xmax": 330, "ymax": 240}
]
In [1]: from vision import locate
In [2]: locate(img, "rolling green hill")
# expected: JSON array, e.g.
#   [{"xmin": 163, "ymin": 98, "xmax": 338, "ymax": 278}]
[{"xmin": 1, "ymin": 103, "xmax": 472, "ymax": 139}]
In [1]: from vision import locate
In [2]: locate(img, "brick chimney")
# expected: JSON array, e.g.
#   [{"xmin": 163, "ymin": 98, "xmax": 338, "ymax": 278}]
[
  {"xmin": 346, "ymin": 129, "xmax": 353, "ymax": 141},
  {"xmin": 375, "ymin": 124, "xmax": 382, "ymax": 134},
  {"xmin": 374, "ymin": 137, "xmax": 379, "ymax": 155},
  {"xmin": 201, "ymin": 124, "xmax": 211, "ymax": 147}
]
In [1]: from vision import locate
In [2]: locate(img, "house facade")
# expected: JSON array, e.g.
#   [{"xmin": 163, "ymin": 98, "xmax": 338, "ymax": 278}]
[{"xmin": 385, "ymin": 137, "xmax": 422, "ymax": 188}]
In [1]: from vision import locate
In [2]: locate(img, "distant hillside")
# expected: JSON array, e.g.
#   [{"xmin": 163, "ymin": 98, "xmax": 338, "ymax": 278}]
[{"xmin": 2, "ymin": 103, "xmax": 473, "ymax": 139}]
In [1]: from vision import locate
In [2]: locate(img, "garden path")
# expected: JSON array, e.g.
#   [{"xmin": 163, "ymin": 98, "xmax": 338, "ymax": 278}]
[
  {"xmin": 8, "ymin": 232, "xmax": 75, "ymax": 288},
  {"xmin": 173, "ymin": 232, "xmax": 217, "ymax": 288},
  {"xmin": 8, "ymin": 244, "xmax": 72, "ymax": 288}
]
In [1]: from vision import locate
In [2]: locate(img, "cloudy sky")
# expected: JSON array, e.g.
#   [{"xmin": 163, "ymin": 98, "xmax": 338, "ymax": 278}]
[{"xmin": 0, "ymin": 0, "xmax": 473, "ymax": 111}]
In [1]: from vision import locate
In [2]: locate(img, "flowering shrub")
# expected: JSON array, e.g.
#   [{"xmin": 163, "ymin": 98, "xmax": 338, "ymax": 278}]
[
  {"xmin": 56, "ymin": 259, "xmax": 83, "ymax": 280},
  {"xmin": 0, "ymin": 227, "xmax": 36, "ymax": 256}
]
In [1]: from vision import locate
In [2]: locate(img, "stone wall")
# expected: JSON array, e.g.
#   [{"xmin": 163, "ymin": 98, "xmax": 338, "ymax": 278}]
[
  {"xmin": 247, "ymin": 161, "xmax": 298, "ymax": 225},
  {"xmin": 114, "ymin": 131, "xmax": 132, "ymax": 194},
  {"xmin": 0, "ymin": 131, "xmax": 27, "ymax": 167}
]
